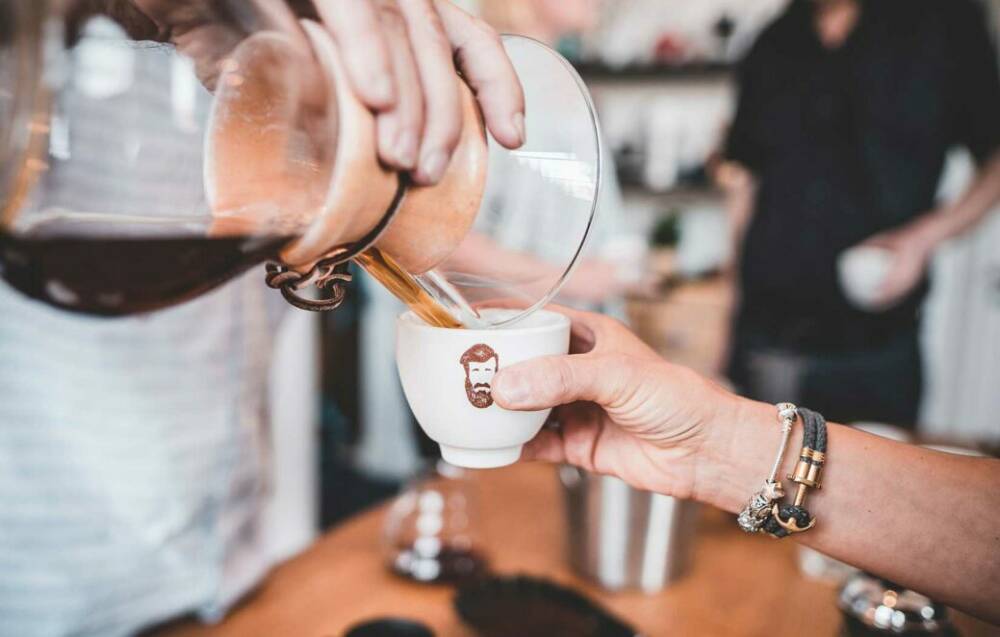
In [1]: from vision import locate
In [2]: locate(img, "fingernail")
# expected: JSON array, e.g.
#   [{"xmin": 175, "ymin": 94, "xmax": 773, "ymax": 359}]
[
  {"xmin": 494, "ymin": 371, "xmax": 529, "ymax": 407},
  {"xmin": 512, "ymin": 112, "xmax": 526, "ymax": 145},
  {"xmin": 371, "ymin": 75, "xmax": 395, "ymax": 105},
  {"xmin": 394, "ymin": 130, "xmax": 417, "ymax": 168},
  {"xmin": 418, "ymin": 150, "xmax": 448, "ymax": 183}
]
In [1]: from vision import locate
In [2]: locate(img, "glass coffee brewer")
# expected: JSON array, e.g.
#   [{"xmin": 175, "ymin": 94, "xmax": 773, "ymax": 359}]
[{"xmin": 0, "ymin": 1, "xmax": 602, "ymax": 328}]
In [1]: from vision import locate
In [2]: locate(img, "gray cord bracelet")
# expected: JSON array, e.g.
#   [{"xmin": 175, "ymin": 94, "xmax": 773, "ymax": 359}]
[{"xmin": 762, "ymin": 407, "xmax": 827, "ymax": 538}]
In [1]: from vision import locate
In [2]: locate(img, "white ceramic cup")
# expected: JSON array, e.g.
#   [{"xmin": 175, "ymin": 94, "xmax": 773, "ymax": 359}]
[
  {"xmin": 837, "ymin": 244, "xmax": 896, "ymax": 311},
  {"xmin": 396, "ymin": 309, "xmax": 571, "ymax": 469}
]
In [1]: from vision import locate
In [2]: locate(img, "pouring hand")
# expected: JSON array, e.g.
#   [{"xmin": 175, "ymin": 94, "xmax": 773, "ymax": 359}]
[
  {"xmin": 310, "ymin": 1, "xmax": 525, "ymax": 182},
  {"xmin": 491, "ymin": 306, "xmax": 738, "ymax": 499},
  {"xmin": 121, "ymin": 0, "xmax": 524, "ymax": 184}
]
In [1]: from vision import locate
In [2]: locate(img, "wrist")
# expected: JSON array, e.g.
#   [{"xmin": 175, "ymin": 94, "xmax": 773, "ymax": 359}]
[
  {"xmin": 911, "ymin": 209, "xmax": 951, "ymax": 254},
  {"xmin": 692, "ymin": 397, "xmax": 803, "ymax": 514}
]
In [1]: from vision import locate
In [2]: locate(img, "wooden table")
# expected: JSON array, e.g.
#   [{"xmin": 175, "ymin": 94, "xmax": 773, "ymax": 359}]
[{"xmin": 157, "ymin": 463, "xmax": 998, "ymax": 637}]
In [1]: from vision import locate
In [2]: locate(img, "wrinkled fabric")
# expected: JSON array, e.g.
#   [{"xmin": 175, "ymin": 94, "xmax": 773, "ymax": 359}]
[{"xmin": 0, "ymin": 24, "xmax": 280, "ymax": 637}]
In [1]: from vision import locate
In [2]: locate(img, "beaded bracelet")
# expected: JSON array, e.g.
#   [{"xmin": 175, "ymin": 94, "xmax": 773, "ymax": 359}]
[
  {"xmin": 737, "ymin": 402, "xmax": 798, "ymax": 534},
  {"xmin": 737, "ymin": 405, "xmax": 827, "ymax": 538}
]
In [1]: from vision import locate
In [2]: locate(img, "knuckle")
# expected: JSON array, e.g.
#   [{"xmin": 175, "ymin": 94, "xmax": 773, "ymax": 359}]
[
  {"xmin": 425, "ymin": 102, "xmax": 462, "ymax": 150},
  {"xmin": 424, "ymin": 20, "xmax": 452, "ymax": 53},
  {"xmin": 398, "ymin": 0, "xmax": 434, "ymax": 16},
  {"xmin": 604, "ymin": 353, "xmax": 632, "ymax": 378},
  {"xmin": 564, "ymin": 439, "xmax": 591, "ymax": 469},
  {"xmin": 382, "ymin": 15, "xmax": 408, "ymax": 38},
  {"xmin": 584, "ymin": 314, "xmax": 621, "ymax": 344},
  {"xmin": 467, "ymin": 16, "xmax": 502, "ymax": 46},
  {"xmin": 602, "ymin": 354, "xmax": 634, "ymax": 401},
  {"xmin": 399, "ymin": 102, "xmax": 424, "ymax": 129},
  {"xmin": 401, "ymin": 0, "xmax": 451, "ymax": 49},
  {"xmin": 377, "ymin": 110, "xmax": 410, "ymax": 140},
  {"xmin": 377, "ymin": 1, "xmax": 405, "ymax": 25},
  {"xmin": 551, "ymin": 358, "xmax": 577, "ymax": 399}
]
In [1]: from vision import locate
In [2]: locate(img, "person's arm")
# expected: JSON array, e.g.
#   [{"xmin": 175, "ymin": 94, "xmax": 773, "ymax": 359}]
[
  {"xmin": 443, "ymin": 233, "xmax": 625, "ymax": 305},
  {"xmin": 707, "ymin": 40, "xmax": 764, "ymax": 373},
  {"xmin": 921, "ymin": 149, "xmax": 1000, "ymax": 242},
  {"xmin": 717, "ymin": 29, "xmax": 768, "ymax": 270},
  {"xmin": 868, "ymin": 149, "xmax": 1000, "ymax": 305},
  {"xmin": 707, "ymin": 160, "xmax": 755, "ymax": 375},
  {"xmin": 865, "ymin": 0, "xmax": 1000, "ymax": 306},
  {"xmin": 491, "ymin": 307, "xmax": 1000, "ymax": 623},
  {"xmin": 704, "ymin": 399, "xmax": 1000, "ymax": 620},
  {"xmin": 717, "ymin": 162, "xmax": 757, "ymax": 273}
]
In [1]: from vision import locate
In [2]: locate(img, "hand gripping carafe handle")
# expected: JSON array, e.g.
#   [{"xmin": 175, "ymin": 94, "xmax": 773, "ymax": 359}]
[{"xmin": 205, "ymin": 19, "xmax": 488, "ymax": 311}]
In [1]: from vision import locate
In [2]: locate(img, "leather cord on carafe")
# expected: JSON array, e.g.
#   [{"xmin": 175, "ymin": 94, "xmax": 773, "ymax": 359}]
[{"xmin": 265, "ymin": 173, "xmax": 409, "ymax": 312}]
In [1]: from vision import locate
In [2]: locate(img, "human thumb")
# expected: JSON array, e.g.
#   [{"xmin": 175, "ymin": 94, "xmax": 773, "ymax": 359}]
[{"xmin": 492, "ymin": 354, "xmax": 625, "ymax": 412}]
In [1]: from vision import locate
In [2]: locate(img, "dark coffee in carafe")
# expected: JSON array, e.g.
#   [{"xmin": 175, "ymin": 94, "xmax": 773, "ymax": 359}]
[{"xmin": 0, "ymin": 215, "xmax": 292, "ymax": 316}]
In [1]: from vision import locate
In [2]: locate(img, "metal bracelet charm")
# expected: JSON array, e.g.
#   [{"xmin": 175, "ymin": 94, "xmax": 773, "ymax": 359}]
[
  {"xmin": 765, "ymin": 446, "xmax": 825, "ymax": 536},
  {"xmin": 761, "ymin": 408, "xmax": 828, "ymax": 538},
  {"xmin": 737, "ymin": 402, "xmax": 798, "ymax": 534},
  {"xmin": 737, "ymin": 479, "xmax": 785, "ymax": 533}
]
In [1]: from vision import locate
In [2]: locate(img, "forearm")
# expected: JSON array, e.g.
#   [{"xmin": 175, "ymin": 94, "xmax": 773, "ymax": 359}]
[
  {"xmin": 83, "ymin": 1, "xmax": 317, "ymax": 43},
  {"xmin": 718, "ymin": 163, "xmax": 757, "ymax": 271},
  {"xmin": 920, "ymin": 149, "xmax": 1000, "ymax": 247},
  {"xmin": 697, "ymin": 398, "xmax": 1000, "ymax": 623},
  {"xmin": 446, "ymin": 234, "xmax": 569, "ymax": 299}
]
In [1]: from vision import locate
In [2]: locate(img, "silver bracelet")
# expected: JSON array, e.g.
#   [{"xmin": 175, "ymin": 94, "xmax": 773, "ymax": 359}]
[{"xmin": 737, "ymin": 402, "xmax": 798, "ymax": 534}]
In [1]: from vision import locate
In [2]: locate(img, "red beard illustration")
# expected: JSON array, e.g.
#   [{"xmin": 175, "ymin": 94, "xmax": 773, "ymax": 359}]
[{"xmin": 465, "ymin": 378, "xmax": 494, "ymax": 409}]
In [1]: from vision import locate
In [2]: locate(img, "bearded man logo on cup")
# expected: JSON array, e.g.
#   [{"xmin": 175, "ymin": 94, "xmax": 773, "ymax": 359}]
[{"xmin": 460, "ymin": 344, "xmax": 499, "ymax": 409}]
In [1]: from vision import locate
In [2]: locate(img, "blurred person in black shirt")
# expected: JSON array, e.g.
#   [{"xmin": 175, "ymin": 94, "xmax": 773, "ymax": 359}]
[{"xmin": 721, "ymin": 0, "xmax": 1000, "ymax": 426}]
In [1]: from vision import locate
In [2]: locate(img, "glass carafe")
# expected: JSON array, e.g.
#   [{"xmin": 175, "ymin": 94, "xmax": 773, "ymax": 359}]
[
  {"xmin": 0, "ymin": 1, "xmax": 602, "ymax": 327},
  {"xmin": 383, "ymin": 460, "xmax": 488, "ymax": 585}
]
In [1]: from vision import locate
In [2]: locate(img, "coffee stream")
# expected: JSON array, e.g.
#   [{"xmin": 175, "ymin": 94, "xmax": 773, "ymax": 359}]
[{"xmin": 354, "ymin": 246, "xmax": 463, "ymax": 329}]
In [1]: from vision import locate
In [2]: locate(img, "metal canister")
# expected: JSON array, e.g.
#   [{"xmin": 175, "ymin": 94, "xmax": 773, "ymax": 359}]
[
  {"xmin": 839, "ymin": 572, "xmax": 960, "ymax": 636},
  {"xmin": 559, "ymin": 466, "xmax": 699, "ymax": 592}
]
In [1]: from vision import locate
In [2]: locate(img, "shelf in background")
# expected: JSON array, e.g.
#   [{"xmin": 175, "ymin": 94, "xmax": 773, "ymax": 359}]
[
  {"xmin": 572, "ymin": 61, "xmax": 734, "ymax": 82},
  {"xmin": 620, "ymin": 183, "xmax": 725, "ymax": 208}
]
